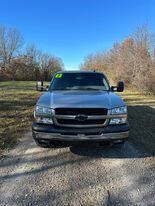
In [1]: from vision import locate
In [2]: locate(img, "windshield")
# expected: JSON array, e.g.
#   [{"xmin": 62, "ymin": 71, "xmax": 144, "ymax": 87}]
[{"xmin": 49, "ymin": 72, "xmax": 110, "ymax": 91}]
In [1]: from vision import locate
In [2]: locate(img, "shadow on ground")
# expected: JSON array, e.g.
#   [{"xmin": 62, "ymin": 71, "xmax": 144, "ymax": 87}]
[
  {"xmin": 127, "ymin": 105, "xmax": 155, "ymax": 155},
  {"xmin": 71, "ymin": 105, "xmax": 155, "ymax": 157},
  {"xmin": 69, "ymin": 141, "xmax": 150, "ymax": 158}
]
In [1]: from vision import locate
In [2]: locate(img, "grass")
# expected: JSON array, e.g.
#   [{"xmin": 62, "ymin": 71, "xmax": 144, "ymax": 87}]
[
  {"xmin": 120, "ymin": 91, "xmax": 155, "ymax": 154},
  {"xmin": 0, "ymin": 81, "xmax": 155, "ymax": 155},
  {"xmin": 0, "ymin": 81, "xmax": 49, "ymax": 155}
]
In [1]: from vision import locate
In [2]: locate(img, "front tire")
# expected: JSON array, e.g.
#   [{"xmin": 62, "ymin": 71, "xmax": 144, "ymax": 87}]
[
  {"xmin": 113, "ymin": 138, "xmax": 128, "ymax": 145},
  {"xmin": 34, "ymin": 139, "xmax": 64, "ymax": 148},
  {"xmin": 34, "ymin": 139, "xmax": 50, "ymax": 148}
]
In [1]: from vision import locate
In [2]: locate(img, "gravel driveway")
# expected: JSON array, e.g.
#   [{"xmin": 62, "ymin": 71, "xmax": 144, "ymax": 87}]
[{"xmin": 0, "ymin": 132, "xmax": 155, "ymax": 206}]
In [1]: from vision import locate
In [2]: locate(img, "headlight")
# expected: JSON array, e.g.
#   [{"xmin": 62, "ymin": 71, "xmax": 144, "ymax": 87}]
[
  {"xmin": 109, "ymin": 118, "xmax": 127, "ymax": 125},
  {"xmin": 109, "ymin": 106, "xmax": 127, "ymax": 125},
  {"xmin": 34, "ymin": 106, "xmax": 53, "ymax": 124},
  {"xmin": 35, "ymin": 106, "xmax": 53, "ymax": 115},
  {"xmin": 110, "ymin": 106, "xmax": 127, "ymax": 115},
  {"xmin": 35, "ymin": 116, "xmax": 53, "ymax": 124}
]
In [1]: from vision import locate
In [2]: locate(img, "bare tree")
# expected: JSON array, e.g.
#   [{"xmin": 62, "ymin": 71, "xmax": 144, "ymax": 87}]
[
  {"xmin": 0, "ymin": 25, "xmax": 23, "ymax": 68},
  {"xmin": 38, "ymin": 52, "xmax": 64, "ymax": 81},
  {"xmin": 25, "ymin": 44, "xmax": 40, "ymax": 80},
  {"xmin": 81, "ymin": 24, "xmax": 155, "ymax": 93},
  {"xmin": 0, "ymin": 25, "xmax": 64, "ymax": 81},
  {"xmin": 25, "ymin": 44, "xmax": 39, "ymax": 62}
]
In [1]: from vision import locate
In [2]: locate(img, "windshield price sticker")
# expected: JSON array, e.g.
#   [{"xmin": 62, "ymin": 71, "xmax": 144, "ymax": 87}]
[{"xmin": 55, "ymin": 73, "xmax": 63, "ymax": 78}]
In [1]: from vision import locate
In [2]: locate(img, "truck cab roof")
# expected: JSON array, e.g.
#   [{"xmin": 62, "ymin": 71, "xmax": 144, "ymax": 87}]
[{"xmin": 55, "ymin": 70, "xmax": 103, "ymax": 75}]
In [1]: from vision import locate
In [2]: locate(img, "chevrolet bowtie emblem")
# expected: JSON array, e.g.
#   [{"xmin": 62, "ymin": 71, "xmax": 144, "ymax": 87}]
[{"xmin": 75, "ymin": 114, "xmax": 88, "ymax": 122}]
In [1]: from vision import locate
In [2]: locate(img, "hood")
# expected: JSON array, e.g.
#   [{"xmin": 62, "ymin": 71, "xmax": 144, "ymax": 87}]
[{"xmin": 37, "ymin": 90, "xmax": 125, "ymax": 109}]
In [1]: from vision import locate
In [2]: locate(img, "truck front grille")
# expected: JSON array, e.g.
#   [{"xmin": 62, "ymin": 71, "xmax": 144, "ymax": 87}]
[
  {"xmin": 57, "ymin": 119, "xmax": 106, "ymax": 125},
  {"xmin": 55, "ymin": 108, "xmax": 108, "ymax": 116},
  {"xmin": 54, "ymin": 108, "xmax": 108, "ymax": 128}
]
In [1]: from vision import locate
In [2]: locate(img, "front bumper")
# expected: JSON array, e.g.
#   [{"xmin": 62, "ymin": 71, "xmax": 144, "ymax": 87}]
[{"xmin": 32, "ymin": 123, "xmax": 129, "ymax": 142}]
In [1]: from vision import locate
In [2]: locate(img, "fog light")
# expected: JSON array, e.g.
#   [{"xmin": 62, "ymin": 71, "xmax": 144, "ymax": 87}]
[
  {"xmin": 36, "ymin": 117, "xmax": 53, "ymax": 124},
  {"xmin": 109, "ymin": 118, "xmax": 127, "ymax": 125}
]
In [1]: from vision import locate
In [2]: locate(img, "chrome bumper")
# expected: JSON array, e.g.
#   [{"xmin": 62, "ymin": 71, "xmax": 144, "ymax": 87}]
[{"xmin": 33, "ymin": 131, "xmax": 129, "ymax": 141}]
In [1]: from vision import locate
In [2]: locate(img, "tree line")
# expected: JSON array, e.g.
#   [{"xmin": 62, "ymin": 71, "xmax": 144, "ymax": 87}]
[
  {"xmin": 81, "ymin": 25, "xmax": 155, "ymax": 94},
  {"xmin": 0, "ymin": 24, "xmax": 64, "ymax": 81}
]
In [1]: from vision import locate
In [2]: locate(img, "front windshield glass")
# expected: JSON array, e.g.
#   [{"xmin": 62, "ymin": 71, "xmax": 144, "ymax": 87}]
[{"xmin": 50, "ymin": 72, "xmax": 110, "ymax": 91}]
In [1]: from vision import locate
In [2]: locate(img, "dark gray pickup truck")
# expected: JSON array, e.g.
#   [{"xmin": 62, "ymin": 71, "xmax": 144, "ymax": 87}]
[{"xmin": 32, "ymin": 71, "xmax": 129, "ymax": 147}]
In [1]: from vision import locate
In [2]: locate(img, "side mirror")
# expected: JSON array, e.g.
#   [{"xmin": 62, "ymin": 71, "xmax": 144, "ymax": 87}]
[
  {"xmin": 42, "ymin": 85, "xmax": 50, "ymax": 91},
  {"xmin": 36, "ymin": 81, "xmax": 43, "ymax": 91},
  {"xmin": 111, "ymin": 81, "xmax": 124, "ymax": 92},
  {"xmin": 117, "ymin": 81, "xmax": 124, "ymax": 92},
  {"xmin": 44, "ymin": 85, "xmax": 49, "ymax": 91}
]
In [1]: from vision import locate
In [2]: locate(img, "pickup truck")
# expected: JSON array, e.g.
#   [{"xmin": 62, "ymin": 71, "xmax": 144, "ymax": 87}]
[{"xmin": 32, "ymin": 71, "xmax": 129, "ymax": 147}]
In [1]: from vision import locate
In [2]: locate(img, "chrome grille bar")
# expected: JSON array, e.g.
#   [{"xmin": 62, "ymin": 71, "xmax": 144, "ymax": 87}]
[{"xmin": 54, "ymin": 114, "xmax": 127, "ymax": 120}]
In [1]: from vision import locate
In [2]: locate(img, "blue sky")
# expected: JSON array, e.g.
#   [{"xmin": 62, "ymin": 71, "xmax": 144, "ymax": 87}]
[{"xmin": 0, "ymin": 0, "xmax": 154, "ymax": 70}]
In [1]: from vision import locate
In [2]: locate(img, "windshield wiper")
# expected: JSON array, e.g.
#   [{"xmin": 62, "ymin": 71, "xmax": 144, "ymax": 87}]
[
  {"xmin": 69, "ymin": 87, "xmax": 103, "ymax": 91},
  {"xmin": 82, "ymin": 88, "xmax": 101, "ymax": 90},
  {"xmin": 52, "ymin": 87, "xmax": 107, "ymax": 91}
]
